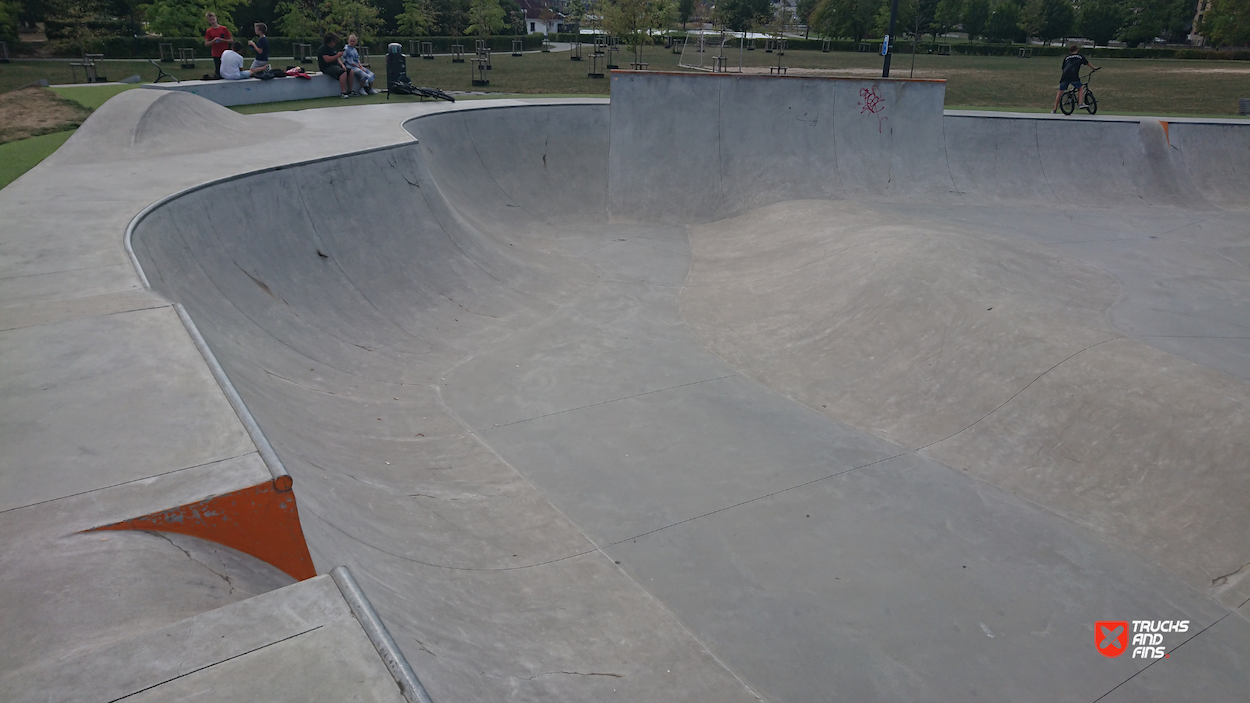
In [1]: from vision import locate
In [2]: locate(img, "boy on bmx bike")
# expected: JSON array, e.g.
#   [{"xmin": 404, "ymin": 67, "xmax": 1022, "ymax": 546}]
[{"xmin": 1052, "ymin": 44, "xmax": 1099, "ymax": 114}]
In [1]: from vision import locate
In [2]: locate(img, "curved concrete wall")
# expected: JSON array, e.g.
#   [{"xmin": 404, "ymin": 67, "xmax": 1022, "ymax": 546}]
[{"xmin": 131, "ymin": 89, "xmax": 1250, "ymax": 701}]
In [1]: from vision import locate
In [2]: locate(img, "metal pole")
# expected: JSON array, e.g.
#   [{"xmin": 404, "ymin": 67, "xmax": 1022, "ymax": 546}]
[{"xmin": 882, "ymin": 0, "xmax": 899, "ymax": 77}]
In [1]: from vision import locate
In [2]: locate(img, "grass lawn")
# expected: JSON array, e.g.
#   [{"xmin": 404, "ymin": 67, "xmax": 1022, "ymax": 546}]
[
  {"xmin": 1, "ymin": 46, "xmax": 1246, "ymax": 192},
  {"xmin": 2, "ymin": 50, "xmax": 1249, "ymax": 116},
  {"xmin": 0, "ymin": 130, "xmax": 74, "ymax": 189}
]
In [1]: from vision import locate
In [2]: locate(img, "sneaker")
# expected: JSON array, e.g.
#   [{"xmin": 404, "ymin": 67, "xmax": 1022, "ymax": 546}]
[
  {"xmin": 366, "ymin": 87, "xmax": 378, "ymax": 95},
  {"xmin": 341, "ymin": 92, "xmax": 350, "ymax": 99}
]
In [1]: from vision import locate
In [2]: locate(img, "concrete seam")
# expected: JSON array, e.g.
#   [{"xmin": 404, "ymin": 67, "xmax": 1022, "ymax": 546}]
[
  {"xmin": 915, "ymin": 335, "xmax": 1124, "ymax": 452},
  {"xmin": 0, "ymin": 451, "xmax": 257, "ymax": 516},
  {"xmin": 430, "ymin": 384, "xmax": 768, "ymax": 701},
  {"xmin": 104, "ymin": 625, "xmax": 323, "ymax": 703},
  {"xmin": 481, "ymin": 373, "xmax": 736, "ymax": 430}
]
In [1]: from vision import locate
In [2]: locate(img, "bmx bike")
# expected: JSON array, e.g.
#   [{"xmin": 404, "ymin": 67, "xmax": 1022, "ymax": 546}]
[{"xmin": 1060, "ymin": 67, "xmax": 1099, "ymax": 115}]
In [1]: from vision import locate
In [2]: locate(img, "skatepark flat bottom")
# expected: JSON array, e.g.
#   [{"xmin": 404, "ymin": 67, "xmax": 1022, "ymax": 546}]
[{"xmin": 130, "ymin": 75, "xmax": 1249, "ymax": 701}]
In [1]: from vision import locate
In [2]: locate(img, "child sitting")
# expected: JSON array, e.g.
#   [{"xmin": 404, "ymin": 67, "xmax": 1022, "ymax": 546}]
[{"xmin": 343, "ymin": 34, "xmax": 377, "ymax": 96}]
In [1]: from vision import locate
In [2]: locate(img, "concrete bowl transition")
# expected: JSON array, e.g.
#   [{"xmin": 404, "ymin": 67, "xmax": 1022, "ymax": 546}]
[{"xmin": 7, "ymin": 71, "xmax": 1250, "ymax": 701}]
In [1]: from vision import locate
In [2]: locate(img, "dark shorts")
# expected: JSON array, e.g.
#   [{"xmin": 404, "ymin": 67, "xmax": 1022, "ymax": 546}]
[
  {"xmin": 1059, "ymin": 79, "xmax": 1082, "ymax": 91},
  {"xmin": 322, "ymin": 65, "xmax": 345, "ymax": 79}
]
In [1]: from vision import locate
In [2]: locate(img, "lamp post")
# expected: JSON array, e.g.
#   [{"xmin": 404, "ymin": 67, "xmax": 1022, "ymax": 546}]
[{"xmin": 882, "ymin": 0, "xmax": 898, "ymax": 77}]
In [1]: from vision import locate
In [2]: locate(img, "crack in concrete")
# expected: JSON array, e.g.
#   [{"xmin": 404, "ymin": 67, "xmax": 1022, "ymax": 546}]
[
  {"xmin": 516, "ymin": 671, "xmax": 624, "ymax": 680},
  {"xmin": 149, "ymin": 531, "xmax": 236, "ymax": 596}
]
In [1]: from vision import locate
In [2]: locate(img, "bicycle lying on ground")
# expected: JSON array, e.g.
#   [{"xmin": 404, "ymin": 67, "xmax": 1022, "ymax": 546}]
[{"xmin": 1060, "ymin": 67, "xmax": 1099, "ymax": 115}]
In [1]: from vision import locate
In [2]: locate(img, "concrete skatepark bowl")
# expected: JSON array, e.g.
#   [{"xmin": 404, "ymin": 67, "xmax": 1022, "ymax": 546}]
[{"xmin": 16, "ymin": 71, "xmax": 1250, "ymax": 700}]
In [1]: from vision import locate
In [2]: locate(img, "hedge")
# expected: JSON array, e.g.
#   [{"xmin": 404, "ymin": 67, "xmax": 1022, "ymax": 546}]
[
  {"xmin": 36, "ymin": 33, "xmax": 546, "ymax": 58},
  {"xmin": 27, "ymin": 31, "xmax": 1249, "ymax": 61}
]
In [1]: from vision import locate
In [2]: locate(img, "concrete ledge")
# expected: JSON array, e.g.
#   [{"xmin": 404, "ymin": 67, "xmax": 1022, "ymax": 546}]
[{"xmin": 142, "ymin": 74, "xmax": 342, "ymax": 106}]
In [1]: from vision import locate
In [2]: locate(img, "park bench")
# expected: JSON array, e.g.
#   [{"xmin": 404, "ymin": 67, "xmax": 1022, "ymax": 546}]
[
  {"xmin": 178, "ymin": 47, "xmax": 195, "ymax": 68},
  {"xmin": 1018, "ymin": 47, "xmax": 1033, "ymax": 58},
  {"xmin": 937, "ymin": 44, "xmax": 951, "ymax": 55},
  {"xmin": 630, "ymin": 61, "xmax": 649, "ymax": 70},
  {"xmin": 70, "ymin": 53, "xmax": 106, "ymax": 83}
]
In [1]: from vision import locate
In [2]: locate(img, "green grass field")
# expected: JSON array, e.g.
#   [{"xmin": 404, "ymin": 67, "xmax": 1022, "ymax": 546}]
[
  {"xmin": 0, "ymin": 130, "xmax": 74, "ymax": 189},
  {"xmin": 1, "ymin": 47, "xmax": 1246, "ymax": 192},
  {"xmin": 3, "ymin": 49, "xmax": 1249, "ymax": 116}
]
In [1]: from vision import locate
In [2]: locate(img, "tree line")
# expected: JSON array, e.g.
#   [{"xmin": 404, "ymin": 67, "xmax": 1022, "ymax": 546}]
[
  {"xmin": 798, "ymin": 0, "xmax": 1247, "ymax": 48},
  {"xmin": 3, "ymin": 0, "xmax": 1248, "ymax": 48}
]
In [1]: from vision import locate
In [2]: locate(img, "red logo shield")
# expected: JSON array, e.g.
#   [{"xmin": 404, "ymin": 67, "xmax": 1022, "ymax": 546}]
[{"xmin": 1095, "ymin": 621, "xmax": 1129, "ymax": 658}]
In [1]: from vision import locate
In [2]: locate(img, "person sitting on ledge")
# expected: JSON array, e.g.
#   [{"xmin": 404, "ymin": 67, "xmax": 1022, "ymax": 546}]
[
  {"xmin": 343, "ymin": 34, "xmax": 377, "ymax": 96},
  {"xmin": 317, "ymin": 32, "xmax": 352, "ymax": 98},
  {"xmin": 247, "ymin": 22, "xmax": 271, "ymax": 72},
  {"xmin": 219, "ymin": 41, "xmax": 268, "ymax": 80}
]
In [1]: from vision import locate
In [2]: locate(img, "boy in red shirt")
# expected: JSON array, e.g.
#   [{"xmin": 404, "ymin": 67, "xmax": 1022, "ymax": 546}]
[{"xmin": 204, "ymin": 11, "xmax": 232, "ymax": 78}]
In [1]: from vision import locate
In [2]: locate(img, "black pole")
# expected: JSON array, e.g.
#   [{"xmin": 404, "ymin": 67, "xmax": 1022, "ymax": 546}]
[{"xmin": 882, "ymin": 0, "xmax": 899, "ymax": 77}]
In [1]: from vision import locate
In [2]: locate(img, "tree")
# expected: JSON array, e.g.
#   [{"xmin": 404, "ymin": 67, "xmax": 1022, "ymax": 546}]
[
  {"xmin": 810, "ymin": 0, "xmax": 879, "ymax": 41},
  {"xmin": 567, "ymin": 0, "xmax": 587, "ymax": 29},
  {"xmin": 1040, "ymin": 0, "xmax": 1073, "ymax": 43},
  {"xmin": 985, "ymin": 0, "xmax": 1023, "ymax": 41},
  {"xmin": 464, "ymin": 0, "xmax": 503, "ymax": 35},
  {"xmin": 432, "ymin": 0, "xmax": 468, "ymax": 34},
  {"xmin": 276, "ymin": 0, "xmax": 383, "ymax": 40},
  {"xmin": 797, "ymin": 0, "xmax": 819, "ymax": 36},
  {"xmin": 1202, "ymin": 0, "xmax": 1250, "ymax": 45},
  {"xmin": 961, "ymin": 0, "xmax": 989, "ymax": 39},
  {"xmin": 396, "ymin": 0, "xmax": 436, "ymax": 33},
  {"xmin": 932, "ymin": 0, "xmax": 962, "ymax": 38},
  {"xmin": 875, "ymin": 0, "xmax": 937, "ymax": 39},
  {"xmin": 677, "ymin": 0, "xmax": 693, "ymax": 27},
  {"xmin": 1077, "ymin": 0, "xmax": 1124, "ymax": 45},
  {"xmin": 0, "ymin": 0, "xmax": 18, "ymax": 43},
  {"xmin": 716, "ymin": 0, "xmax": 771, "ymax": 31},
  {"xmin": 1018, "ymin": 0, "xmax": 1071, "ymax": 44},
  {"xmin": 603, "ymin": 0, "xmax": 669, "ymax": 60},
  {"xmin": 1119, "ymin": 0, "xmax": 1194, "ymax": 46}
]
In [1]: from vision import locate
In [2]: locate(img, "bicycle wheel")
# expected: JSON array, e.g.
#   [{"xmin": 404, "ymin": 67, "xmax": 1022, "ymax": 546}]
[
  {"xmin": 1084, "ymin": 90, "xmax": 1097, "ymax": 114},
  {"xmin": 1060, "ymin": 91, "xmax": 1076, "ymax": 115}
]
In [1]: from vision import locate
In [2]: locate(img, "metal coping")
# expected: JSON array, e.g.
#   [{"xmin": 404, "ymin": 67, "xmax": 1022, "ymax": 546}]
[
  {"xmin": 331, "ymin": 566, "xmax": 435, "ymax": 703},
  {"xmin": 121, "ymin": 99, "xmax": 606, "ymax": 490}
]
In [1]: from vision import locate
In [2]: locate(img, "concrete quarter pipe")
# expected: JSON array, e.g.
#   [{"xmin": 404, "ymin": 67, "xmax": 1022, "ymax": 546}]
[{"xmin": 131, "ymin": 73, "xmax": 1249, "ymax": 701}]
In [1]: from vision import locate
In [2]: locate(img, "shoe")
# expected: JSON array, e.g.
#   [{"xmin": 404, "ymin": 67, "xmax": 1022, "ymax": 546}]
[
  {"xmin": 366, "ymin": 87, "xmax": 378, "ymax": 95},
  {"xmin": 341, "ymin": 92, "xmax": 350, "ymax": 99},
  {"xmin": 1051, "ymin": 109, "xmax": 1057, "ymax": 114}
]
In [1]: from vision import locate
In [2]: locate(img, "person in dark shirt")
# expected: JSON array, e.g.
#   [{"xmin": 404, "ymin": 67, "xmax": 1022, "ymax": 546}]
[
  {"xmin": 1052, "ymin": 44, "xmax": 1098, "ymax": 114},
  {"xmin": 317, "ymin": 32, "xmax": 352, "ymax": 98},
  {"xmin": 247, "ymin": 22, "xmax": 270, "ymax": 72}
]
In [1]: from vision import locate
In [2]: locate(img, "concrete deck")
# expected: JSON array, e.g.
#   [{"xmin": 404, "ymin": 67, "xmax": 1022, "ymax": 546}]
[{"xmin": 2, "ymin": 72, "xmax": 1247, "ymax": 701}]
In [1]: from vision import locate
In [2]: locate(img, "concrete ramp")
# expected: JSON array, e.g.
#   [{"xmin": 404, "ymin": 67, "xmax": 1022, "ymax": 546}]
[
  {"xmin": 55, "ymin": 89, "xmax": 298, "ymax": 163},
  {"xmin": 130, "ymin": 77, "xmax": 1249, "ymax": 702}
]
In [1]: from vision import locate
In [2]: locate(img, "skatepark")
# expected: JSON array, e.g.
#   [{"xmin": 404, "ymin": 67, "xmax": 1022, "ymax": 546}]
[{"xmin": 1, "ymin": 72, "xmax": 1248, "ymax": 701}]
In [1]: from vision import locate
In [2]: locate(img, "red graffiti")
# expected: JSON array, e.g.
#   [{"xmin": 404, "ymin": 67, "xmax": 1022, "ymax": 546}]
[{"xmin": 859, "ymin": 85, "xmax": 888, "ymax": 133}]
